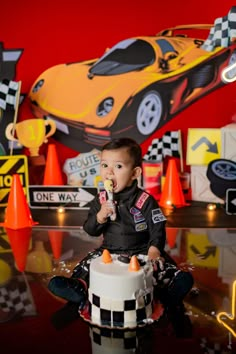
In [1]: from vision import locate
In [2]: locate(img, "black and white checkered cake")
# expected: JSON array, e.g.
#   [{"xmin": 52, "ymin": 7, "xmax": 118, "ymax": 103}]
[{"xmin": 88, "ymin": 254, "xmax": 154, "ymax": 328}]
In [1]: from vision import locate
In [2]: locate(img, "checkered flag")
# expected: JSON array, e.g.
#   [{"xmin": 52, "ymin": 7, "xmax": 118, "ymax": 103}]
[
  {"xmin": 0, "ymin": 79, "xmax": 19, "ymax": 110},
  {"xmin": 162, "ymin": 131, "xmax": 180, "ymax": 158},
  {"xmin": 0, "ymin": 276, "xmax": 37, "ymax": 317},
  {"xmin": 143, "ymin": 137, "xmax": 163, "ymax": 161},
  {"xmin": 201, "ymin": 6, "xmax": 236, "ymax": 51},
  {"xmin": 143, "ymin": 131, "xmax": 181, "ymax": 161}
]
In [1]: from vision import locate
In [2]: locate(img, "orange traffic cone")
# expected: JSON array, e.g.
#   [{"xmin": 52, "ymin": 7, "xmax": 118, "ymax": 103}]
[
  {"xmin": 6, "ymin": 227, "xmax": 32, "ymax": 272},
  {"xmin": 43, "ymin": 144, "xmax": 64, "ymax": 185},
  {"xmin": 166, "ymin": 228, "xmax": 178, "ymax": 249},
  {"xmin": 102, "ymin": 249, "xmax": 112, "ymax": 263},
  {"xmin": 48, "ymin": 230, "xmax": 64, "ymax": 260},
  {"xmin": 128, "ymin": 255, "xmax": 140, "ymax": 272},
  {"xmin": 0, "ymin": 174, "xmax": 38, "ymax": 229},
  {"xmin": 159, "ymin": 159, "xmax": 189, "ymax": 209}
]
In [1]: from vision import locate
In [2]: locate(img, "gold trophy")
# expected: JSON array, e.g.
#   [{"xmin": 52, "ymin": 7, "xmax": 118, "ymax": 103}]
[{"xmin": 5, "ymin": 118, "xmax": 56, "ymax": 159}]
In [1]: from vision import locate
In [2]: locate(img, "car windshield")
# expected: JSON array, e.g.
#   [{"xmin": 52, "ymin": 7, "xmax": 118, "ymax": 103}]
[{"xmin": 89, "ymin": 39, "xmax": 155, "ymax": 76}]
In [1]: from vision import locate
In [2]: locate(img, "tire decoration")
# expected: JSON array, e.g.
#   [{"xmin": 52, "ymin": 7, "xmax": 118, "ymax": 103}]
[{"xmin": 206, "ymin": 159, "xmax": 236, "ymax": 199}]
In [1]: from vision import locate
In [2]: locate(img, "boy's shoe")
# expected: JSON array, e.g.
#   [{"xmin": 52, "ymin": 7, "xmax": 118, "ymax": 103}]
[{"xmin": 48, "ymin": 276, "xmax": 87, "ymax": 308}]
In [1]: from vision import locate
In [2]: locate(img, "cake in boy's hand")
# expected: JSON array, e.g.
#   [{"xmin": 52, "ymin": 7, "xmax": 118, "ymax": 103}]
[{"xmin": 104, "ymin": 179, "xmax": 116, "ymax": 221}]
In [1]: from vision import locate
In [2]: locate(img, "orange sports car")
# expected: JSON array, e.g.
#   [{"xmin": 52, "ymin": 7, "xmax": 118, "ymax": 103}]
[{"xmin": 29, "ymin": 24, "xmax": 236, "ymax": 152}]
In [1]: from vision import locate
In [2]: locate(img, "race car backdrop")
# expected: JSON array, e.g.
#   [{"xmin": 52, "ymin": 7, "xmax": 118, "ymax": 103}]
[{"xmin": 0, "ymin": 0, "xmax": 236, "ymax": 167}]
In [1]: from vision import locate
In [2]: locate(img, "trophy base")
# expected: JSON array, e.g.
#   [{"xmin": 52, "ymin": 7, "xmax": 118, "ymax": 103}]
[{"xmin": 28, "ymin": 155, "xmax": 46, "ymax": 166}]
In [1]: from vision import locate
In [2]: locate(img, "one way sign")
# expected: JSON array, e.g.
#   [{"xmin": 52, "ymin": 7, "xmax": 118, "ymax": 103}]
[
  {"xmin": 29, "ymin": 186, "xmax": 97, "ymax": 209},
  {"xmin": 226, "ymin": 189, "xmax": 236, "ymax": 215}
]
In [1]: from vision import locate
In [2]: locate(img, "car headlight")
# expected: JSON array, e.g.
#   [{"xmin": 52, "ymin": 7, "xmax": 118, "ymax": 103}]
[{"xmin": 96, "ymin": 97, "xmax": 114, "ymax": 117}]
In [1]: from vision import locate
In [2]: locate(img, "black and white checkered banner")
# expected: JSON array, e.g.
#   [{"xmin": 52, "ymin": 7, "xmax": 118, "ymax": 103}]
[
  {"xmin": 143, "ymin": 131, "xmax": 180, "ymax": 162},
  {"xmin": 201, "ymin": 6, "xmax": 236, "ymax": 52},
  {"xmin": 0, "ymin": 79, "xmax": 19, "ymax": 110}
]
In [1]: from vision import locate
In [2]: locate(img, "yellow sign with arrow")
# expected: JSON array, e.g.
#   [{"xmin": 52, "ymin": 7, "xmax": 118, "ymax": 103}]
[{"xmin": 187, "ymin": 128, "xmax": 221, "ymax": 165}]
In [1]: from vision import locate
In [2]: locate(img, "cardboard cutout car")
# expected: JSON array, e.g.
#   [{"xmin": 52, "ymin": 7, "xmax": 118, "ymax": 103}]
[{"xmin": 29, "ymin": 12, "xmax": 236, "ymax": 152}]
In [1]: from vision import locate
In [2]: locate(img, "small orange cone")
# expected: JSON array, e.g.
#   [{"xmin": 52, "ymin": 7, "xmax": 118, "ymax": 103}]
[
  {"xmin": 0, "ymin": 174, "xmax": 38, "ymax": 229},
  {"xmin": 43, "ymin": 144, "xmax": 64, "ymax": 185},
  {"xmin": 166, "ymin": 228, "xmax": 178, "ymax": 249},
  {"xmin": 128, "ymin": 255, "xmax": 140, "ymax": 272},
  {"xmin": 48, "ymin": 230, "xmax": 64, "ymax": 260},
  {"xmin": 102, "ymin": 249, "xmax": 112, "ymax": 263},
  {"xmin": 159, "ymin": 159, "xmax": 189, "ymax": 209},
  {"xmin": 6, "ymin": 227, "xmax": 32, "ymax": 272}
]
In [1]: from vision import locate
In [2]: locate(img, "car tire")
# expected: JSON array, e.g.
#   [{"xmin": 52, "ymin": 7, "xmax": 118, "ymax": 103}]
[
  {"xmin": 206, "ymin": 159, "xmax": 236, "ymax": 198},
  {"xmin": 136, "ymin": 91, "xmax": 163, "ymax": 135}
]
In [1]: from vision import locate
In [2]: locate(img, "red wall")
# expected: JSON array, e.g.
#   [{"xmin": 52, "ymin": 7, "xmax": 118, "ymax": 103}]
[{"xmin": 1, "ymin": 0, "xmax": 236, "ymax": 166}]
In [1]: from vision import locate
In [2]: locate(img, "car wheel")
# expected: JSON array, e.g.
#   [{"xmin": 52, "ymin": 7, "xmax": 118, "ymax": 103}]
[{"xmin": 136, "ymin": 91, "xmax": 163, "ymax": 135}]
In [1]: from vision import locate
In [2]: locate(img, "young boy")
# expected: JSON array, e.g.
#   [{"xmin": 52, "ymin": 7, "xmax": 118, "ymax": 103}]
[{"xmin": 48, "ymin": 137, "xmax": 193, "ymax": 335}]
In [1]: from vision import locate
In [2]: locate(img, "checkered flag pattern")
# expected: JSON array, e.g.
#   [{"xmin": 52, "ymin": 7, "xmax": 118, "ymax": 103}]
[
  {"xmin": 201, "ymin": 6, "xmax": 236, "ymax": 51},
  {"xmin": 162, "ymin": 131, "xmax": 180, "ymax": 158},
  {"xmin": 143, "ymin": 138, "xmax": 163, "ymax": 161},
  {"xmin": 89, "ymin": 291, "xmax": 153, "ymax": 328},
  {"xmin": 143, "ymin": 131, "xmax": 180, "ymax": 162},
  {"xmin": 0, "ymin": 79, "xmax": 19, "ymax": 110},
  {"xmin": 0, "ymin": 277, "xmax": 36, "ymax": 317},
  {"xmin": 90, "ymin": 326, "xmax": 137, "ymax": 350}
]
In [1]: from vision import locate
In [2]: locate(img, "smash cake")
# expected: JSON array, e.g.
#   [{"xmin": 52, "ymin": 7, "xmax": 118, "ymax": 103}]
[{"xmin": 88, "ymin": 249, "xmax": 155, "ymax": 328}]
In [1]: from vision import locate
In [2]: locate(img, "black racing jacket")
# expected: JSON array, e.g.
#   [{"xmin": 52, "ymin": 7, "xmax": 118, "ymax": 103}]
[{"xmin": 83, "ymin": 181, "xmax": 167, "ymax": 256}]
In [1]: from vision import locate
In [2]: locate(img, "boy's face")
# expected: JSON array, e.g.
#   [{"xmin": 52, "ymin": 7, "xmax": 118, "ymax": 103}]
[{"xmin": 100, "ymin": 147, "xmax": 141, "ymax": 193}]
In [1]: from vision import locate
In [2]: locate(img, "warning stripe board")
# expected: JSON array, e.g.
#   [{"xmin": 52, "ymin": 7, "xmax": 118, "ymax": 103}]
[
  {"xmin": 0, "ymin": 155, "xmax": 29, "ymax": 206},
  {"xmin": 0, "ymin": 228, "xmax": 11, "ymax": 253}
]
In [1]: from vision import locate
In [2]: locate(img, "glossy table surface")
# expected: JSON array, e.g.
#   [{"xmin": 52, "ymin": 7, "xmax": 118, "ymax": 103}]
[
  {"xmin": 1, "ymin": 223, "xmax": 236, "ymax": 354},
  {"xmin": 2, "ymin": 201, "xmax": 233, "ymax": 230}
]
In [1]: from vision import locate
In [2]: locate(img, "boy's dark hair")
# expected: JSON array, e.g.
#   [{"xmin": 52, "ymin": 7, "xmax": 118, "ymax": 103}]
[{"xmin": 101, "ymin": 138, "xmax": 142, "ymax": 167}]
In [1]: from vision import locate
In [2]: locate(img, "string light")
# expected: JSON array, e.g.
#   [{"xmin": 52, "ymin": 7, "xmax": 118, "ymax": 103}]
[
  {"xmin": 207, "ymin": 203, "xmax": 217, "ymax": 211},
  {"xmin": 57, "ymin": 206, "xmax": 66, "ymax": 214},
  {"xmin": 217, "ymin": 280, "xmax": 236, "ymax": 337}
]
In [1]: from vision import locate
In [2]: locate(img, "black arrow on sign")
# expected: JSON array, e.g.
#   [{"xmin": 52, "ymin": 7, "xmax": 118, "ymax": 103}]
[
  {"xmin": 191, "ymin": 137, "xmax": 218, "ymax": 153},
  {"xmin": 190, "ymin": 244, "xmax": 217, "ymax": 259}
]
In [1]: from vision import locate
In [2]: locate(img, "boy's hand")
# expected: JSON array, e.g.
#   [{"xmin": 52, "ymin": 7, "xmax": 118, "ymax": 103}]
[
  {"xmin": 96, "ymin": 201, "xmax": 116, "ymax": 224},
  {"xmin": 148, "ymin": 245, "xmax": 164, "ymax": 271}
]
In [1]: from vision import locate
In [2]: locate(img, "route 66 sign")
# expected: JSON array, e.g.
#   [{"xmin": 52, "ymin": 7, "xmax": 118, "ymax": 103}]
[{"xmin": 63, "ymin": 149, "xmax": 101, "ymax": 187}]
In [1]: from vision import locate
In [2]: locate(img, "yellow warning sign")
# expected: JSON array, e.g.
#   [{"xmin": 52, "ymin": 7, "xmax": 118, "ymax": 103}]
[
  {"xmin": 0, "ymin": 155, "xmax": 29, "ymax": 206},
  {"xmin": 187, "ymin": 128, "xmax": 221, "ymax": 165},
  {"xmin": 186, "ymin": 231, "xmax": 219, "ymax": 268},
  {"xmin": 0, "ymin": 228, "xmax": 11, "ymax": 253}
]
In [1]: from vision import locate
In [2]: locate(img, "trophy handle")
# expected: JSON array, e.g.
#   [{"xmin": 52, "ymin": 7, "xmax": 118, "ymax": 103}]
[
  {"xmin": 44, "ymin": 120, "xmax": 57, "ymax": 143},
  {"xmin": 5, "ymin": 123, "xmax": 18, "ymax": 142}
]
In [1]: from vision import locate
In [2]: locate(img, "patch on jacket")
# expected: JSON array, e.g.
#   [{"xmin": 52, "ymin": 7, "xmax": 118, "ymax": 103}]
[
  {"xmin": 152, "ymin": 208, "xmax": 166, "ymax": 223},
  {"xmin": 130, "ymin": 207, "xmax": 145, "ymax": 223},
  {"xmin": 135, "ymin": 192, "xmax": 149, "ymax": 209},
  {"xmin": 135, "ymin": 222, "xmax": 148, "ymax": 232}
]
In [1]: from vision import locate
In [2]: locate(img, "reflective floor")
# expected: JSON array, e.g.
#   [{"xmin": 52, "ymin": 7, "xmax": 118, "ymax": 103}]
[{"xmin": 1, "ymin": 226, "xmax": 236, "ymax": 354}]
